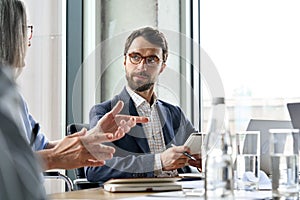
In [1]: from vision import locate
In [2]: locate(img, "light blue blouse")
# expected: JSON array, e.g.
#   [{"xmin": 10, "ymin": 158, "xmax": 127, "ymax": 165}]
[{"xmin": 19, "ymin": 95, "xmax": 49, "ymax": 151}]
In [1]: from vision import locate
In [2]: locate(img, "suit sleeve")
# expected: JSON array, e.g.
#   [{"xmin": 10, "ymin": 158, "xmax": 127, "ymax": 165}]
[
  {"xmin": 86, "ymin": 103, "xmax": 155, "ymax": 182},
  {"xmin": 86, "ymin": 153, "xmax": 155, "ymax": 182}
]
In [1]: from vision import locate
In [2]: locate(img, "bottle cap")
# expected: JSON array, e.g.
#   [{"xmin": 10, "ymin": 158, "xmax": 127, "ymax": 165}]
[{"xmin": 212, "ymin": 97, "xmax": 225, "ymax": 105}]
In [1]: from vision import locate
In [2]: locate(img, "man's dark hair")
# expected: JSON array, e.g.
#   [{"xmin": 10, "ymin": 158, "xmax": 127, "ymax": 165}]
[{"xmin": 123, "ymin": 27, "xmax": 168, "ymax": 63}]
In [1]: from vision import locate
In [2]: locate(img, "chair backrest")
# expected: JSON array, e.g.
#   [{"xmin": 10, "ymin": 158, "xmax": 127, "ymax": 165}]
[{"xmin": 66, "ymin": 123, "xmax": 90, "ymax": 179}]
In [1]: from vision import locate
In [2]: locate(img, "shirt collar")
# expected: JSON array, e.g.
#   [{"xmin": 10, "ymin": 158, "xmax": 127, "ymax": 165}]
[{"xmin": 126, "ymin": 86, "xmax": 158, "ymax": 107}]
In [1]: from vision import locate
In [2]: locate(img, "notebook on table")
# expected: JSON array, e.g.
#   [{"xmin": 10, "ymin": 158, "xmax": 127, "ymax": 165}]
[{"xmin": 103, "ymin": 177, "xmax": 182, "ymax": 192}]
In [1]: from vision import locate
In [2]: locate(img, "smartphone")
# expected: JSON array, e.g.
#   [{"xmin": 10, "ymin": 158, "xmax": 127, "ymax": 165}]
[{"xmin": 183, "ymin": 132, "xmax": 203, "ymax": 154}]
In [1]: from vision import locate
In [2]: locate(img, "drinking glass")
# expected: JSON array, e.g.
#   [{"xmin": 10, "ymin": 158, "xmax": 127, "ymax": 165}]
[
  {"xmin": 234, "ymin": 131, "xmax": 260, "ymax": 190},
  {"xmin": 269, "ymin": 129, "xmax": 299, "ymax": 199}
]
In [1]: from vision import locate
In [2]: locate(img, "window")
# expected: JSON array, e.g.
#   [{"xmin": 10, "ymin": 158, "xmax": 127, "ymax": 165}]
[{"xmin": 200, "ymin": 0, "xmax": 300, "ymax": 132}]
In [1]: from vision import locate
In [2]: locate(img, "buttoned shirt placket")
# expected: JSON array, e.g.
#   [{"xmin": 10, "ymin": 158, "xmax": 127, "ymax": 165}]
[{"xmin": 126, "ymin": 87, "xmax": 178, "ymax": 177}]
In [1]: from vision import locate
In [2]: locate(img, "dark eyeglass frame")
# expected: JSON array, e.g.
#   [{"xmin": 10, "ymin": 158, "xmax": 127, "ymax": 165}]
[{"xmin": 127, "ymin": 52, "xmax": 162, "ymax": 67}]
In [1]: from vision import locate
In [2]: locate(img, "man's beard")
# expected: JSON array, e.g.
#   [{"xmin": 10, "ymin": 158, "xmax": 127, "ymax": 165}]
[
  {"xmin": 126, "ymin": 73, "xmax": 154, "ymax": 92},
  {"xmin": 135, "ymin": 82, "xmax": 154, "ymax": 92}
]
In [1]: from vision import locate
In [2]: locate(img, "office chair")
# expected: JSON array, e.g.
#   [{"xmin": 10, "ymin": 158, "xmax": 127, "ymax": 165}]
[
  {"xmin": 67, "ymin": 123, "xmax": 103, "ymax": 190},
  {"xmin": 43, "ymin": 171, "xmax": 74, "ymax": 191}
]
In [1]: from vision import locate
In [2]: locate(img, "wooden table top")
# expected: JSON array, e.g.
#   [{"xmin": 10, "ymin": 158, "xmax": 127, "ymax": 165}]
[{"xmin": 48, "ymin": 187, "xmax": 154, "ymax": 200}]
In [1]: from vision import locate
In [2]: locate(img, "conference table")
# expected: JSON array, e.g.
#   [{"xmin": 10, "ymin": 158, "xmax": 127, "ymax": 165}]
[
  {"xmin": 48, "ymin": 187, "xmax": 154, "ymax": 200},
  {"xmin": 48, "ymin": 180, "xmax": 273, "ymax": 200}
]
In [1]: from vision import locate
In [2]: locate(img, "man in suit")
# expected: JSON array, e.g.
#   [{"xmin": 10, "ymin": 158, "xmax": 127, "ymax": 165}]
[{"xmin": 86, "ymin": 27, "xmax": 201, "ymax": 182}]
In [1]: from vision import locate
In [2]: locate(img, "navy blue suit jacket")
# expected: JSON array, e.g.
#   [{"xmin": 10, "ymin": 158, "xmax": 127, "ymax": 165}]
[{"xmin": 86, "ymin": 87, "xmax": 196, "ymax": 182}]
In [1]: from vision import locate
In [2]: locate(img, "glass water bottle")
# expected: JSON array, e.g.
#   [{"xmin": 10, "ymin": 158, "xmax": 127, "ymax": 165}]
[{"xmin": 204, "ymin": 97, "xmax": 234, "ymax": 199}]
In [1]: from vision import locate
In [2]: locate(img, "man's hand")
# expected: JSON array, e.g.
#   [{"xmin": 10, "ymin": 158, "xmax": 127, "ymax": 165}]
[
  {"xmin": 96, "ymin": 101, "xmax": 149, "ymax": 138},
  {"xmin": 41, "ymin": 128, "xmax": 117, "ymax": 170},
  {"xmin": 188, "ymin": 154, "xmax": 202, "ymax": 170},
  {"xmin": 40, "ymin": 101, "xmax": 148, "ymax": 170},
  {"xmin": 160, "ymin": 145, "xmax": 189, "ymax": 171}
]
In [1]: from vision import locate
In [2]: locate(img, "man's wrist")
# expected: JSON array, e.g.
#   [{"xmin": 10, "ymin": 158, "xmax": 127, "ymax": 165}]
[{"xmin": 154, "ymin": 153, "xmax": 163, "ymax": 176}]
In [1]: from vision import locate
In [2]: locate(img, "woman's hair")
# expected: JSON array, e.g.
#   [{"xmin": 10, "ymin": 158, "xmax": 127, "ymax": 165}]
[{"xmin": 0, "ymin": 0, "xmax": 27, "ymax": 69}]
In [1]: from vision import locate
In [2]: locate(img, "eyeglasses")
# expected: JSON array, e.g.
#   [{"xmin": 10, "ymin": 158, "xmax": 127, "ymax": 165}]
[
  {"xmin": 27, "ymin": 25, "xmax": 33, "ymax": 47},
  {"xmin": 127, "ymin": 52, "xmax": 161, "ymax": 67}
]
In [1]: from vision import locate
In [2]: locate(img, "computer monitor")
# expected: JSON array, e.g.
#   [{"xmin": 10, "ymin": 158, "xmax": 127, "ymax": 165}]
[
  {"xmin": 246, "ymin": 119, "xmax": 293, "ymax": 175},
  {"xmin": 287, "ymin": 103, "xmax": 300, "ymax": 130}
]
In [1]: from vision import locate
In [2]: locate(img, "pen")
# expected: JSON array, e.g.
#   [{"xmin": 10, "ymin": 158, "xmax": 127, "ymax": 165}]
[{"xmin": 171, "ymin": 144, "xmax": 197, "ymax": 161}]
